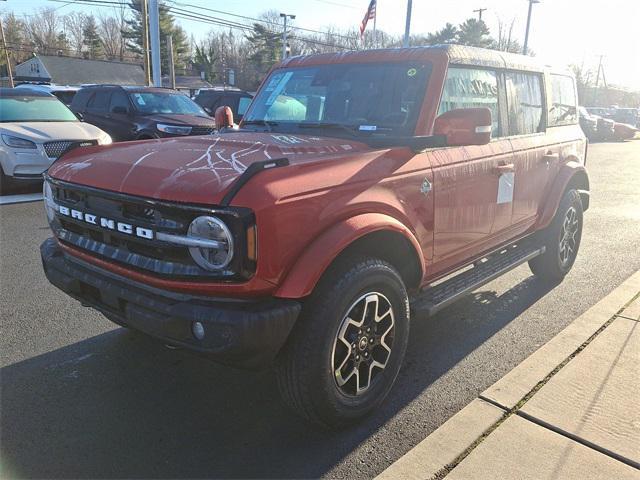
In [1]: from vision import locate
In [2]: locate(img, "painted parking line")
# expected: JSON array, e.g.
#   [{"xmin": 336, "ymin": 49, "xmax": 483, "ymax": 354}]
[{"xmin": 0, "ymin": 193, "xmax": 43, "ymax": 205}]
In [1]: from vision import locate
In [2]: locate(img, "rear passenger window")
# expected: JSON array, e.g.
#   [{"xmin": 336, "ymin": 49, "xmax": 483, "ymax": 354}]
[
  {"xmin": 87, "ymin": 91, "xmax": 110, "ymax": 111},
  {"xmin": 505, "ymin": 72, "xmax": 544, "ymax": 135},
  {"xmin": 438, "ymin": 67, "xmax": 500, "ymax": 137},
  {"xmin": 549, "ymin": 74, "xmax": 577, "ymax": 126}
]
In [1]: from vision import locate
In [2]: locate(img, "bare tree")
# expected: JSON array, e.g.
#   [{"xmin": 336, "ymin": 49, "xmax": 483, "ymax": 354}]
[
  {"xmin": 98, "ymin": 9, "xmax": 127, "ymax": 60},
  {"xmin": 64, "ymin": 12, "xmax": 86, "ymax": 55},
  {"xmin": 23, "ymin": 7, "xmax": 66, "ymax": 55}
]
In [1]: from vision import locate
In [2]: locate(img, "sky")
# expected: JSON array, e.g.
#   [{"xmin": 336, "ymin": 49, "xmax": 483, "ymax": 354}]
[{"xmin": 5, "ymin": 0, "xmax": 640, "ymax": 90}]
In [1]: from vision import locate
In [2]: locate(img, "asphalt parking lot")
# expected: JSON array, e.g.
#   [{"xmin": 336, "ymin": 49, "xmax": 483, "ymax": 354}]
[{"xmin": 1, "ymin": 140, "xmax": 639, "ymax": 479}]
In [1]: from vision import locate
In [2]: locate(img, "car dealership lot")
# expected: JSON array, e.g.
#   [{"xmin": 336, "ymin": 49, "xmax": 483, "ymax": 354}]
[{"xmin": 1, "ymin": 140, "xmax": 639, "ymax": 479}]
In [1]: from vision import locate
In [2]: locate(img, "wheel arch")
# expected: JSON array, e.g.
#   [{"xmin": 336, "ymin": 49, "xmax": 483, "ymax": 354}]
[
  {"xmin": 536, "ymin": 161, "xmax": 589, "ymax": 230},
  {"xmin": 274, "ymin": 213, "xmax": 425, "ymax": 299}
]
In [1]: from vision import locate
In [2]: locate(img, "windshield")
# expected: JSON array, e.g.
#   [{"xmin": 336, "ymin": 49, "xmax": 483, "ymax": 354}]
[
  {"xmin": 129, "ymin": 92, "xmax": 208, "ymax": 116},
  {"xmin": 0, "ymin": 96, "xmax": 78, "ymax": 122},
  {"xmin": 243, "ymin": 62, "xmax": 431, "ymax": 136}
]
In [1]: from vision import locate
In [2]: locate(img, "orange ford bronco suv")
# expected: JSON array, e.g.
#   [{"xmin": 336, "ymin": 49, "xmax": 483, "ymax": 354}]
[{"xmin": 41, "ymin": 45, "xmax": 588, "ymax": 427}]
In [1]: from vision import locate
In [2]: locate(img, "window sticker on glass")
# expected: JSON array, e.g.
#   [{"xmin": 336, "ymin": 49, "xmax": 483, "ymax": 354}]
[
  {"xmin": 133, "ymin": 94, "xmax": 146, "ymax": 105},
  {"xmin": 265, "ymin": 71, "xmax": 294, "ymax": 106},
  {"xmin": 407, "ymin": 68, "xmax": 417, "ymax": 77},
  {"xmin": 359, "ymin": 125, "xmax": 377, "ymax": 131}
]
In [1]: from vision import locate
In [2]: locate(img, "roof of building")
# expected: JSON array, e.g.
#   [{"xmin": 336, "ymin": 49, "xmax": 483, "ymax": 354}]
[
  {"xmin": 17, "ymin": 55, "xmax": 146, "ymax": 86},
  {"xmin": 0, "ymin": 87, "xmax": 53, "ymax": 97}
]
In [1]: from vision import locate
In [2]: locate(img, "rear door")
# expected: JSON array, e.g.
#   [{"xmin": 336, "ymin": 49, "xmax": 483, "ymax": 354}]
[
  {"xmin": 506, "ymin": 71, "xmax": 552, "ymax": 231},
  {"xmin": 431, "ymin": 66, "xmax": 515, "ymax": 271},
  {"xmin": 84, "ymin": 89, "xmax": 112, "ymax": 134},
  {"xmin": 105, "ymin": 90, "xmax": 134, "ymax": 141}
]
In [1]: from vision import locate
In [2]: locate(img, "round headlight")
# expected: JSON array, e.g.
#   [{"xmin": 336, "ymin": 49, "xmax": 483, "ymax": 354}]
[
  {"xmin": 187, "ymin": 216, "xmax": 234, "ymax": 270},
  {"xmin": 43, "ymin": 181, "xmax": 56, "ymax": 223}
]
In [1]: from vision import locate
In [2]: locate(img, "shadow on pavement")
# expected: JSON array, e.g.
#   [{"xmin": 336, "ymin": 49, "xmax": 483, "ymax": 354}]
[{"xmin": 0, "ymin": 275, "xmax": 556, "ymax": 479}]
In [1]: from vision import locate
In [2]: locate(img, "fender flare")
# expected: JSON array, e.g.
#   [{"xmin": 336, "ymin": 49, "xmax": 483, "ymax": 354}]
[
  {"xmin": 274, "ymin": 213, "xmax": 425, "ymax": 299},
  {"xmin": 536, "ymin": 160, "xmax": 589, "ymax": 230}
]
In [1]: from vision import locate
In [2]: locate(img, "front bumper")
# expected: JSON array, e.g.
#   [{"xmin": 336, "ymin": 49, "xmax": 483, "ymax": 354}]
[{"xmin": 41, "ymin": 238, "xmax": 301, "ymax": 369}]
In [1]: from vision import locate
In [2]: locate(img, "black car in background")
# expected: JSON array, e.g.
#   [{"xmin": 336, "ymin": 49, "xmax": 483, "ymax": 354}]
[
  {"xmin": 578, "ymin": 106, "xmax": 598, "ymax": 141},
  {"xmin": 612, "ymin": 108, "xmax": 640, "ymax": 128},
  {"xmin": 193, "ymin": 88, "xmax": 253, "ymax": 122},
  {"xmin": 70, "ymin": 85, "xmax": 216, "ymax": 142}
]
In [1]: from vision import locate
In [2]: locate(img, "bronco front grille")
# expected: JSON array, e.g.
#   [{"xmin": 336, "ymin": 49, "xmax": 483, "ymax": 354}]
[
  {"xmin": 46, "ymin": 178, "xmax": 253, "ymax": 279},
  {"xmin": 44, "ymin": 140, "xmax": 97, "ymax": 159}
]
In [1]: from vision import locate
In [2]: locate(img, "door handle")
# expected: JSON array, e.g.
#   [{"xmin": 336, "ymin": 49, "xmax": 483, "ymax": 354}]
[{"xmin": 493, "ymin": 163, "xmax": 515, "ymax": 175}]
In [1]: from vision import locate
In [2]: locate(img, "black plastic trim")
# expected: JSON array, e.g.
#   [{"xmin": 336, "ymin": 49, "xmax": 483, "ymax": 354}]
[{"xmin": 220, "ymin": 157, "xmax": 289, "ymax": 206}]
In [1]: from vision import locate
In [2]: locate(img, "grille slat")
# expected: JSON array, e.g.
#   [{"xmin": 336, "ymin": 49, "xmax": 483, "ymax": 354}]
[{"xmin": 190, "ymin": 126, "xmax": 215, "ymax": 136}]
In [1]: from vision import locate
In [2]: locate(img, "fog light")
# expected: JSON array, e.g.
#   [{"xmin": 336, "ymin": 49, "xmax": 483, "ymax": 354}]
[{"xmin": 192, "ymin": 321, "xmax": 205, "ymax": 340}]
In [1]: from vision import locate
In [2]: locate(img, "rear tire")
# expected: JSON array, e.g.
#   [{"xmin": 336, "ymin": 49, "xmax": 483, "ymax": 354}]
[
  {"xmin": 529, "ymin": 189, "xmax": 583, "ymax": 282},
  {"xmin": 276, "ymin": 257, "xmax": 410, "ymax": 429}
]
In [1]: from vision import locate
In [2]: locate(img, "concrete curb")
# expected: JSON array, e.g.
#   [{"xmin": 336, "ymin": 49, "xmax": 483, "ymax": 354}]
[{"xmin": 376, "ymin": 270, "xmax": 640, "ymax": 480}]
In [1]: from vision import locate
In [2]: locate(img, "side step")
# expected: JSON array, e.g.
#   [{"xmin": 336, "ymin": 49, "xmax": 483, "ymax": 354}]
[{"xmin": 411, "ymin": 241, "xmax": 546, "ymax": 317}]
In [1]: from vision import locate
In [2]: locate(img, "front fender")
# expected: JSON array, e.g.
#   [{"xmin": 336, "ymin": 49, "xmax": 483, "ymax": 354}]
[
  {"xmin": 274, "ymin": 213, "xmax": 425, "ymax": 299},
  {"xmin": 536, "ymin": 160, "xmax": 589, "ymax": 230}
]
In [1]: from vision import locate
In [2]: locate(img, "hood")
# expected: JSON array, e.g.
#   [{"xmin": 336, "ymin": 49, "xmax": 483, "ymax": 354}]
[
  {"xmin": 142, "ymin": 113, "xmax": 215, "ymax": 127},
  {"xmin": 48, "ymin": 132, "xmax": 372, "ymax": 205},
  {"xmin": 0, "ymin": 121, "xmax": 107, "ymax": 143}
]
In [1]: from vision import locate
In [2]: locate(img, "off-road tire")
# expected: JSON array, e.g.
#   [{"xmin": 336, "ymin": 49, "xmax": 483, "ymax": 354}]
[
  {"xmin": 529, "ymin": 188, "xmax": 583, "ymax": 281},
  {"xmin": 276, "ymin": 257, "xmax": 410, "ymax": 429}
]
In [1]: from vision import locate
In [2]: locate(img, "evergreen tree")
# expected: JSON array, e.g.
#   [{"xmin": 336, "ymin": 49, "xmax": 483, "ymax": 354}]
[
  {"xmin": 82, "ymin": 15, "xmax": 103, "ymax": 58},
  {"xmin": 245, "ymin": 23, "xmax": 281, "ymax": 78},
  {"xmin": 123, "ymin": 0, "xmax": 190, "ymax": 73},
  {"xmin": 425, "ymin": 23, "xmax": 458, "ymax": 45},
  {"xmin": 457, "ymin": 18, "xmax": 493, "ymax": 48}
]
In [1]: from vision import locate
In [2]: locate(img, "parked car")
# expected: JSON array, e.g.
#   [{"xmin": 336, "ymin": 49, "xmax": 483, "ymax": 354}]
[
  {"xmin": 612, "ymin": 121, "xmax": 638, "ymax": 141},
  {"xmin": 193, "ymin": 87, "xmax": 253, "ymax": 122},
  {"xmin": 585, "ymin": 107, "xmax": 612, "ymax": 118},
  {"xmin": 594, "ymin": 115, "xmax": 616, "ymax": 141},
  {"xmin": 578, "ymin": 106, "xmax": 598, "ymax": 141},
  {"xmin": 41, "ymin": 45, "xmax": 589, "ymax": 427},
  {"xmin": 611, "ymin": 108, "xmax": 640, "ymax": 128},
  {"xmin": 70, "ymin": 85, "xmax": 216, "ymax": 142},
  {"xmin": 0, "ymin": 88, "xmax": 111, "ymax": 194},
  {"xmin": 15, "ymin": 83, "xmax": 80, "ymax": 106}
]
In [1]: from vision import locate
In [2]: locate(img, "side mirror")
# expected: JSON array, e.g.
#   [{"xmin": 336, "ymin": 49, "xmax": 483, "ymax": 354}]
[
  {"xmin": 203, "ymin": 106, "xmax": 212, "ymax": 114},
  {"xmin": 112, "ymin": 106, "xmax": 128, "ymax": 115},
  {"xmin": 75, "ymin": 111, "xmax": 84, "ymax": 121},
  {"xmin": 215, "ymin": 106, "xmax": 234, "ymax": 129},
  {"xmin": 433, "ymin": 107, "xmax": 492, "ymax": 146}
]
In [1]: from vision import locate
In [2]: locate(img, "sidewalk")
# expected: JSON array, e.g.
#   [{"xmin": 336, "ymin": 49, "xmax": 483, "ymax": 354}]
[{"xmin": 378, "ymin": 271, "xmax": 640, "ymax": 480}]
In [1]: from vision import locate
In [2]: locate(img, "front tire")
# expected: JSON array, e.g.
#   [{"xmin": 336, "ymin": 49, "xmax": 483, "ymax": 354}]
[
  {"xmin": 276, "ymin": 257, "xmax": 410, "ymax": 428},
  {"xmin": 529, "ymin": 189, "xmax": 583, "ymax": 281}
]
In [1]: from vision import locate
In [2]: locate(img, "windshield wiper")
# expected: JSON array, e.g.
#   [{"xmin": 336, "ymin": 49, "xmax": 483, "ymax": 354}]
[
  {"xmin": 296, "ymin": 122, "xmax": 361, "ymax": 136},
  {"xmin": 242, "ymin": 119, "xmax": 279, "ymax": 132}
]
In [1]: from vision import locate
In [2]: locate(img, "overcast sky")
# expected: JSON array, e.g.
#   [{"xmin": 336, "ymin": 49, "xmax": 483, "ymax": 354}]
[{"xmin": 7, "ymin": 0, "xmax": 640, "ymax": 90}]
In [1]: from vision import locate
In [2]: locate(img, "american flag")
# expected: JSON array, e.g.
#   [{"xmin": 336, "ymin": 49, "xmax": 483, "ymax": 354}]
[{"xmin": 359, "ymin": 0, "xmax": 377, "ymax": 39}]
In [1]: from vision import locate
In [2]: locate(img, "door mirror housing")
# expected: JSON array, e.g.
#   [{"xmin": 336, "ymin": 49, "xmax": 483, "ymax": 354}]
[
  {"xmin": 111, "ymin": 105, "xmax": 129, "ymax": 115},
  {"xmin": 215, "ymin": 106, "xmax": 234, "ymax": 129},
  {"xmin": 75, "ymin": 111, "xmax": 84, "ymax": 122},
  {"xmin": 433, "ymin": 108, "xmax": 492, "ymax": 146}
]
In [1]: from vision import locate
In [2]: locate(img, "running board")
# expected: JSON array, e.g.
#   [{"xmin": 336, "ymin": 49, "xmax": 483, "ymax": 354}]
[{"xmin": 411, "ymin": 242, "xmax": 546, "ymax": 317}]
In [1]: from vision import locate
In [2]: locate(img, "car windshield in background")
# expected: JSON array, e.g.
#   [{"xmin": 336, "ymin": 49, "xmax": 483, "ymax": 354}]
[
  {"xmin": 0, "ymin": 96, "xmax": 78, "ymax": 122},
  {"xmin": 129, "ymin": 92, "xmax": 208, "ymax": 116},
  {"xmin": 243, "ymin": 62, "xmax": 432, "ymax": 136}
]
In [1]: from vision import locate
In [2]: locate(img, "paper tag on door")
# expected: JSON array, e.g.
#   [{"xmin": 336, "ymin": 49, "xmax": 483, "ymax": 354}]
[{"xmin": 497, "ymin": 172, "xmax": 514, "ymax": 204}]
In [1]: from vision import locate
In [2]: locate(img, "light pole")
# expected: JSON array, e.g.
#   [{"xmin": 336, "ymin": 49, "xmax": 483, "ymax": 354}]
[
  {"xmin": 280, "ymin": 13, "xmax": 296, "ymax": 60},
  {"xmin": 402, "ymin": 0, "xmax": 413, "ymax": 48},
  {"xmin": 522, "ymin": 0, "xmax": 540, "ymax": 56},
  {"xmin": 148, "ymin": 0, "xmax": 161, "ymax": 86}
]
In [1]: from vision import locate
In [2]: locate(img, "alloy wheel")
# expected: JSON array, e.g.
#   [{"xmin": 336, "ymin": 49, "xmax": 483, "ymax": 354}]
[
  {"xmin": 331, "ymin": 292, "xmax": 395, "ymax": 396},
  {"xmin": 559, "ymin": 206, "xmax": 579, "ymax": 266}
]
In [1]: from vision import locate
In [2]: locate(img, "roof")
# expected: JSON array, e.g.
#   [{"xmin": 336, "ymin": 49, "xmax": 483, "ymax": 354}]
[
  {"xmin": 15, "ymin": 83, "xmax": 80, "ymax": 93},
  {"xmin": 24, "ymin": 55, "xmax": 146, "ymax": 86},
  {"xmin": 0, "ymin": 87, "xmax": 53, "ymax": 97},
  {"xmin": 282, "ymin": 44, "xmax": 547, "ymax": 73},
  {"xmin": 161, "ymin": 75, "xmax": 214, "ymax": 89}
]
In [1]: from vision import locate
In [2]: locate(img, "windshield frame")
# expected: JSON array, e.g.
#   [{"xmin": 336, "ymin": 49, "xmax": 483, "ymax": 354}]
[
  {"xmin": 127, "ymin": 91, "xmax": 209, "ymax": 116},
  {"xmin": 242, "ymin": 61, "xmax": 432, "ymax": 139},
  {"xmin": 0, "ymin": 95, "xmax": 79, "ymax": 123}
]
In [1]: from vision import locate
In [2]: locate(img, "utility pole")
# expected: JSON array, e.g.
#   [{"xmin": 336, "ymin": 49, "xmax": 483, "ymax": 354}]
[
  {"xmin": 522, "ymin": 0, "xmax": 540, "ymax": 56},
  {"xmin": 473, "ymin": 8, "xmax": 487, "ymax": 21},
  {"xmin": 280, "ymin": 13, "xmax": 295, "ymax": 61},
  {"xmin": 0, "ymin": 17, "xmax": 14, "ymax": 88},
  {"xmin": 148, "ymin": 0, "xmax": 162, "ymax": 87},
  {"xmin": 167, "ymin": 35, "xmax": 175, "ymax": 89},
  {"xmin": 141, "ymin": 0, "xmax": 151, "ymax": 86},
  {"xmin": 593, "ymin": 55, "xmax": 605, "ymax": 106},
  {"xmin": 403, "ymin": 0, "xmax": 412, "ymax": 48}
]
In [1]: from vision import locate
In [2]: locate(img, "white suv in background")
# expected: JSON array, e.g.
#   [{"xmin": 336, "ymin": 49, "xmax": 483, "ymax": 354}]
[{"xmin": 0, "ymin": 88, "xmax": 111, "ymax": 194}]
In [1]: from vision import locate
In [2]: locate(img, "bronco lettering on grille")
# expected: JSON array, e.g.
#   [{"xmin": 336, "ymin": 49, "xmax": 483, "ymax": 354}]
[{"xmin": 58, "ymin": 205, "xmax": 154, "ymax": 240}]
